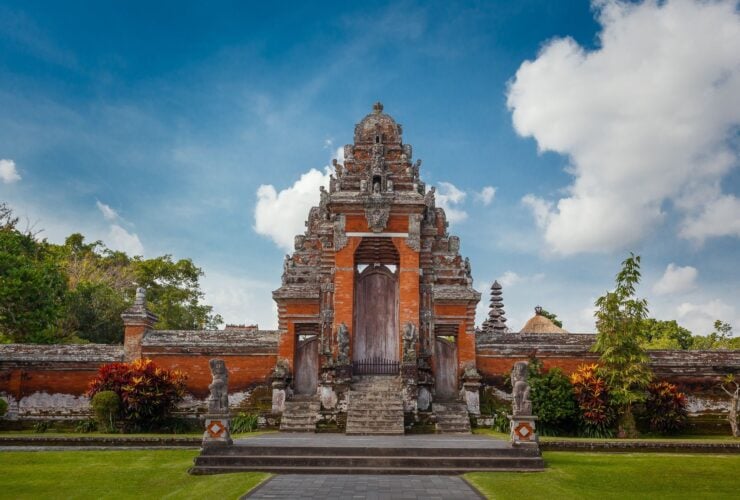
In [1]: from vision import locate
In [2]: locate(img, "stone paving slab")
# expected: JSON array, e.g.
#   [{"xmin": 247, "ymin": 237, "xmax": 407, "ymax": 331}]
[{"xmin": 243, "ymin": 474, "xmax": 484, "ymax": 499}]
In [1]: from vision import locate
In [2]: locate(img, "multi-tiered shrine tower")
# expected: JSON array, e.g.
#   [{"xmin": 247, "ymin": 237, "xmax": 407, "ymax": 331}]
[{"xmin": 272, "ymin": 103, "xmax": 481, "ymax": 432}]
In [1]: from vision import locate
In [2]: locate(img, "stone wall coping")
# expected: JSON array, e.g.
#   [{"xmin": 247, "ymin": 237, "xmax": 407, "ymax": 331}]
[
  {"xmin": 0, "ymin": 344, "xmax": 124, "ymax": 363},
  {"xmin": 141, "ymin": 329, "xmax": 279, "ymax": 348}
]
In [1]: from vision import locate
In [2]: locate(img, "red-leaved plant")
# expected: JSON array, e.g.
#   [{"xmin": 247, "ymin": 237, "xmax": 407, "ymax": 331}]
[
  {"xmin": 87, "ymin": 359, "xmax": 186, "ymax": 431},
  {"xmin": 570, "ymin": 363, "xmax": 617, "ymax": 438},
  {"xmin": 645, "ymin": 381, "xmax": 688, "ymax": 434}
]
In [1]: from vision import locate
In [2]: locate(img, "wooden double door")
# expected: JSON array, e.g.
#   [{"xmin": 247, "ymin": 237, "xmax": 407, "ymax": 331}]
[{"xmin": 353, "ymin": 265, "xmax": 399, "ymax": 363}]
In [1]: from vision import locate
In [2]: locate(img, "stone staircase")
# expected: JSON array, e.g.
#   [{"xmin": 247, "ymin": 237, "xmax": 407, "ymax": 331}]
[
  {"xmin": 345, "ymin": 376, "xmax": 404, "ymax": 435},
  {"xmin": 279, "ymin": 398, "xmax": 320, "ymax": 432},
  {"xmin": 189, "ymin": 434, "xmax": 545, "ymax": 475},
  {"xmin": 433, "ymin": 402, "xmax": 472, "ymax": 433}
]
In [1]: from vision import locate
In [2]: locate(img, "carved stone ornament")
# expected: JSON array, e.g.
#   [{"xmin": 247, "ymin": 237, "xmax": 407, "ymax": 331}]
[
  {"xmin": 337, "ymin": 322, "xmax": 350, "ymax": 365},
  {"xmin": 402, "ymin": 322, "xmax": 418, "ymax": 362},
  {"xmin": 405, "ymin": 214, "xmax": 422, "ymax": 251},
  {"xmin": 511, "ymin": 361, "xmax": 533, "ymax": 417},
  {"xmin": 333, "ymin": 214, "xmax": 348, "ymax": 251},
  {"xmin": 365, "ymin": 198, "xmax": 391, "ymax": 233},
  {"xmin": 207, "ymin": 359, "xmax": 229, "ymax": 414}
]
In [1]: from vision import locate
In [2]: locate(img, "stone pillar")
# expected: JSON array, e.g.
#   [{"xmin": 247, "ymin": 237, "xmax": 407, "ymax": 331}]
[
  {"xmin": 121, "ymin": 287, "xmax": 158, "ymax": 362},
  {"xmin": 461, "ymin": 363, "xmax": 482, "ymax": 415},
  {"xmin": 270, "ymin": 359, "xmax": 290, "ymax": 414},
  {"xmin": 203, "ymin": 359, "xmax": 233, "ymax": 447}
]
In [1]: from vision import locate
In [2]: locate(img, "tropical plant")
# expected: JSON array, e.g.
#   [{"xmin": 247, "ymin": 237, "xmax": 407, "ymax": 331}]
[
  {"xmin": 87, "ymin": 359, "xmax": 186, "ymax": 431},
  {"xmin": 691, "ymin": 320, "xmax": 739, "ymax": 350},
  {"xmin": 75, "ymin": 419, "xmax": 98, "ymax": 433},
  {"xmin": 538, "ymin": 308, "xmax": 563, "ymax": 328},
  {"xmin": 593, "ymin": 253, "xmax": 653, "ymax": 437},
  {"xmin": 528, "ymin": 362, "xmax": 577, "ymax": 435},
  {"xmin": 0, "ymin": 397, "xmax": 8, "ymax": 417},
  {"xmin": 645, "ymin": 381, "xmax": 688, "ymax": 434},
  {"xmin": 231, "ymin": 412, "xmax": 259, "ymax": 433},
  {"xmin": 90, "ymin": 390, "xmax": 121, "ymax": 432},
  {"xmin": 640, "ymin": 319, "xmax": 693, "ymax": 350},
  {"xmin": 570, "ymin": 364, "xmax": 616, "ymax": 438},
  {"xmin": 720, "ymin": 375, "xmax": 739, "ymax": 437}
]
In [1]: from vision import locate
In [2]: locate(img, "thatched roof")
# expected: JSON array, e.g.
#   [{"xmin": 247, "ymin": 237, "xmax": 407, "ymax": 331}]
[{"xmin": 519, "ymin": 307, "xmax": 569, "ymax": 334}]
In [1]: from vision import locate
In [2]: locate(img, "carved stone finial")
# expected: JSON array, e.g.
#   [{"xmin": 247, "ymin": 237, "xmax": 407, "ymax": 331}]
[
  {"xmin": 373, "ymin": 101, "xmax": 384, "ymax": 114},
  {"xmin": 535, "ymin": 305, "xmax": 543, "ymax": 316},
  {"xmin": 134, "ymin": 287, "xmax": 146, "ymax": 307}
]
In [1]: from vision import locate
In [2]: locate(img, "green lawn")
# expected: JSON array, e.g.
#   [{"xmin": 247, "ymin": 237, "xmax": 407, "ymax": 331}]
[
  {"xmin": 0, "ymin": 450, "xmax": 269, "ymax": 500},
  {"xmin": 466, "ymin": 452, "xmax": 740, "ymax": 499}
]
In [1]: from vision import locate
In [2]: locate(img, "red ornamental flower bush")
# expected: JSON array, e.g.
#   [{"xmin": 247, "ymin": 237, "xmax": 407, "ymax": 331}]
[
  {"xmin": 645, "ymin": 381, "xmax": 688, "ymax": 434},
  {"xmin": 87, "ymin": 359, "xmax": 186, "ymax": 430},
  {"xmin": 570, "ymin": 364, "xmax": 617, "ymax": 438}
]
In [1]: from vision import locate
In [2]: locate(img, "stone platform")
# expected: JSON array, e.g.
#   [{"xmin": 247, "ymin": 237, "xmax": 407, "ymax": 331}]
[{"xmin": 190, "ymin": 433, "xmax": 544, "ymax": 475}]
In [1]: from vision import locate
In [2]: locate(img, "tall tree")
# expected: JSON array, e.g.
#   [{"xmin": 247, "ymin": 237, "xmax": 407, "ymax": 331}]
[
  {"xmin": 593, "ymin": 253, "xmax": 653, "ymax": 437},
  {"xmin": 640, "ymin": 319, "xmax": 693, "ymax": 350}
]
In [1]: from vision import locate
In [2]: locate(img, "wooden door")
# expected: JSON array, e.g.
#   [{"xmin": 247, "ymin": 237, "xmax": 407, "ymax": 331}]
[
  {"xmin": 294, "ymin": 336, "xmax": 319, "ymax": 396},
  {"xmin": 353, "ymin": 265, "xmax": 399, "ymax": 362},
  {"xmin": 435, "ymin": 337, "xmax": 458, "ymax": 400}
]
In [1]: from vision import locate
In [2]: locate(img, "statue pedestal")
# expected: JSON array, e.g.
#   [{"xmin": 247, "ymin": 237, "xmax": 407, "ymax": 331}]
[
  {"xmin": 202, "ymin": 413, "xmax": 233, "ymax": 447},
  {"xmin": 508, "ymin": 415, "xmax": 538, "ymax": 445},
  {"xmin": 463, "ymin": 381, "xmax": 481, "ymax": 415}
]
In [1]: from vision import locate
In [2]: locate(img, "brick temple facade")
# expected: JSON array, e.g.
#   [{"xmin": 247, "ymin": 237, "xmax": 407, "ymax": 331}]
[{"xmin": 1, "ymin": 104, "xmax": 738, "ymax": 432}]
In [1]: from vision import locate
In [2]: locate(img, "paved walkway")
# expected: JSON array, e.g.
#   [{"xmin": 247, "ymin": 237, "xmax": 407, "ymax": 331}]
[{"xmin": 244, "ymin": 474, "xmax": 483, "ymax": 499}]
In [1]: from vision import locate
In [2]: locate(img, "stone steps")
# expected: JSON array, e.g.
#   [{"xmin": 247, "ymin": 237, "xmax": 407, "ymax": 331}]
[
  {"xmin": 433, "ymin": 402, "xmax": 472, "ymax": 434},
  {"xmin": 346, "ymin": 376, "xmax": 404, "ymax": 435},
  {"xmin": 280, "ymin": 400, "xmax": 320, "ymax": 432},
  {"xmin": 190, "ymin": 442, "xmax": 545, "ymax": 475}
]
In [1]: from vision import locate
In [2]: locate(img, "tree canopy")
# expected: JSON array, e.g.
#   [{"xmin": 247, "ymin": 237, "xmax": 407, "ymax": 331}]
[{"xmin": 0, "ymin": 203, "xmax": 222, "ymax": 344}]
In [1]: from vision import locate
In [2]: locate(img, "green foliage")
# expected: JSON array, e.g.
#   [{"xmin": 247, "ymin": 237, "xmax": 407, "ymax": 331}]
[
  {"xmin": 87, "ymin": 359, "xmax": 186, "ymax": 431},
  {"xmin": 91, "ymin": 390, "xmax": 121, "ymax": 432},
  {"xmin": 0, "ymin": 207, "xmax": 67, "ymax": 343},
  {"xmin": 593, "ymin": 253, "xmax": 653, "ymax": 424},
  {"xmin": 528, "ymin": 364, "xmax": 577, "ymax": 436},
  {"xmin": 490, "ymin": 409, "xmax": 510, "ymax": 433},
  {"xmin": 645, "ymin": 381, "xmax": 688, "ymax": 434},
  {"xmin": 570, "ymin": 364, "xmax": 616, "ymax": 438},
  {"xmin": 640, "ymin": 318, "xmax": 693, "ymax": 350},
  {"xmin": 690, "ymin": 320, "xmax": 738, "ymax": 349},
  {"xmin": 538, "ymin": 308, "xmax": 563, "ymax": 328},
  {"xmin": 75, "ymin": 419, "xmax": 98, "ymax": 433},
  {"xmin": 0, "ymin": 397, "xmax": 8, "ymax": 417},
  {"xmin": 0, "ymin": 203, "xmax": 222, "ymax": 344},
  {"xmin": 231, "ymin": 413, "xmax": 259, "ymax": 433},
  {"xmin": 33, "ymin": 421, "xmax": 50, "ymax": 433}
]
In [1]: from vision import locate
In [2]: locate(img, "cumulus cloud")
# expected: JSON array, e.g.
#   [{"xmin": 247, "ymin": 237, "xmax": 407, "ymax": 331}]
[
  {"xmin": 201, "ymin": 271, "xmax": 278, "ymax": 329},
  {"xmin": 95, "ymin": 200, "xmax": 119, "ymax": 221},
  {"xmin": 437, "ymin": 181, "xmax": 468, "ymax": 223},
  {"xmin": 498, "ymin": 270, "xmax": 545, "ymax": 288},
  {"xmin": 653, "ymin": 263, "xmax": 698, "ymax": 296},
  {"xmin": 676, "ymin": 298, "xmax": 738, "ymax": 335},
  {"xmin": 108, "ymin": 224, "xmax": 144, "ymax": 256},
  {"xmin": 474, "ymin": 186, "xmax": 496, "ymax": 206},
  {"xmin": 254, "ymin": 147, "xmax": 343, "ymax": 252},
  {"xmin": 508, "ymin": 0, "xmax": 740, "ymax": 254},
  {"xmin": 0, "ymin": 159, "xmax": 21, "ymax": 184}
]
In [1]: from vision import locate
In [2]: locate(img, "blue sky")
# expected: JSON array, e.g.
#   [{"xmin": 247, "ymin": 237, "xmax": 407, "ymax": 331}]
[{"xmin": 1, "ymin": 0, "xmax": 738, "ymax": 334}]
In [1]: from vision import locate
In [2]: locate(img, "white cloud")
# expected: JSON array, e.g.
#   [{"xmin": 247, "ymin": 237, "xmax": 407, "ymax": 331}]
[
  {"xmin": 474, "ymin": 186, "xmax": 496, "ymax": 206},
  {"xmin": 437, "ymin": 181, "xmax": 468, "ymax": 223},
  {"xmin": 508, "ymin": 0, "xmax": 740, "ymax": 254},
  {"xmin": 201, "ymin": 271, "xmax": 278, "ymax": 329},
  {"xmin": 108, "ymin": 224, "xmax": 144, "ymax": 256},
  {"xmin": 498, "ymin": 270, "xmax": 545, "ymax": 288},
  {"xmin": 95, "ymin": 200, "xmax": 119, "ymax": 221},
  {"xmin": 0, "ymin": 159, "xmax": 21, "ymax": 184},
  {"xmin": 676, "ymin": 299, "xmax": 738, "ymax": 336},
  {"xmin": 653, "ymin": 263, "xmax": 698, "ymax": 296}
]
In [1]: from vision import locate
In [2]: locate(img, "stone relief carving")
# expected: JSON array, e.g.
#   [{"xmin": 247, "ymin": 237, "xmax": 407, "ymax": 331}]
[
  {"xmin": 207, "ymin": 359, "xmax": 229, "ymax": 414},
  {"xmin": 402, "ymin": 322, "xmax": 418, "ymax": 362},
  {"xmin": 406, "ymin": 213, "xmax": 422, "ymax": 251},
  {"xmin": 511, "ymin": 361, "xmax": 533, "ymax": 417},
  {"xmin": 365, "ymin": 198, "xmax": 391, "ymax": 233},
  {"xmin": 337, "ymin": 322, "xmax": 350, "ymax": 365},
  {"xmin": 333, "ymin": 214, "xmax": 347, "ymax": 251}
]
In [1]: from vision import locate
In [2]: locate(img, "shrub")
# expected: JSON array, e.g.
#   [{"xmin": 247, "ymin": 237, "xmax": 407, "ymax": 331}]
[
  {"xmin": 75, "ymin": 419, "xmax": 97, "ymax": 433},
  {"xmin": 570, "ymin": 364, "xmax": 617, "ymax": 438},
  {"xmin": 87, "ymin": 359, "xmax": 186, "ymax": 431},
  {"xmin": 645, "ymin": 381, "xmax": 688, "ymax": 434},
  {"xmin": 33, "ymin": 421, "xmax": 50, "ymax": 433},
  {"xmin": 232, "ymin": 412, "xmax": 259, "ymax": 433},
  {"xmin": 490, "ymin": 408, "xmax": 510, "ymax": 433},
  {"xmin": 529, "ymin": 366, "xmax": 578, "ymax": 436},
  {"xmin": 0, "ymin": 397, "xmax": 8, "ymax": 417},
  {"xmin": 91, "ymin": 390, "xmax": 120, "ymax": 432}
]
